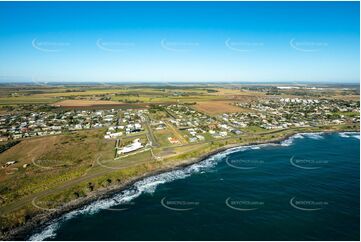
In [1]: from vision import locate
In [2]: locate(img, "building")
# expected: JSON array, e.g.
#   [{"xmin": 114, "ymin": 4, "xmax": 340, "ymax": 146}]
[
  {"xmin": 168, "ymin": 137, "xmax": 180, "ymax": 144},
  {"xmin": 117, "ymin": 138, "xmax": 143, "ymax": 154}
]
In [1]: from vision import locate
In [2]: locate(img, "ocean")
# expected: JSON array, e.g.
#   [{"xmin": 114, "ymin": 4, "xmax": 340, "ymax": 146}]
[{"xmin": 29, "ymin": 132, "xmax": 360, "ymax": 241}]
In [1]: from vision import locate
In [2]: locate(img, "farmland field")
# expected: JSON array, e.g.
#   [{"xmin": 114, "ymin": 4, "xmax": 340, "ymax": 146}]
[
  {"xmin": 0, "ymin": 97, "xmax": 58, "ymax": 105},
  {"xmin": 52, "ymin": 100, "xmax": 123, "ymax": 107},
  {"xmin": 193, "ymin": 101, "xmax": 244, "ymax": 115}
]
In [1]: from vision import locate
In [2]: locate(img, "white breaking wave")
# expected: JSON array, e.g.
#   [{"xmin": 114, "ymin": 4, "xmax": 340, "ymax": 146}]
[
  {"xmin": 280, "ymin": 133, "xmax": 304, "ymax": 146},
  {"xmin": 301, "ymin": 132, "xmax": 324, "ymax": 140},
  {"xmin": 29, "ymin": 153, "xmax": 225, "ymax": 241},
  {"xmin": 29, "ymin": 222, "xmax": 60, "ymax": 241},
  {"xmin": 339, "ymin": 132, "xmax": 360, "ymax": 140},
  {"xmin": 29, "ymin": 131, "xmax": 342, "ymax": 240},
  {"xmin": 280, "ymin": 132, "xmax": 328, "ymax": 146}
]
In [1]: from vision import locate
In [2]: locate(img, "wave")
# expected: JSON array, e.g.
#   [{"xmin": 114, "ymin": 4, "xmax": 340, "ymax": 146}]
[
  {"xmin": 28, "ymin": 131, "xmax": 349, "ymax": 240},
  {"xmin": 339, "ymin": 132, "xmax": 360, "ymax": 140},
  {"xmin": 28, "ymin": 222, "xmax": 60, "ymax": 241},
  {"xmin": 29, "ymin": 151, "xmax": 226, "ymax": 240},
  {"xmin": 280, "ymin": 133, "xmax": 304, "ymax": 146},
  {"xmin": 301, "ymin": 132, "xmax": 324, "ymax": 140},
  {"xmin": 279, "ymin": 132, "xmax": 328, "ymax": 146}
]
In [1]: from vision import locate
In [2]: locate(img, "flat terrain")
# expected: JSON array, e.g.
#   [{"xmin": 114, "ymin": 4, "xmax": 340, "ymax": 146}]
[
  {"xmin": 0, "ymin": 83, "xmax": 359, "ymax": 239},
  {"xmin": 52, "ymin": 100, "xmax": 122, "ymax": 107},
  {"xmin": 194, "ymin": 101, "xmax": 244, "ymax": 115},
  {"xmin": 0, "ymin": 130, "xmax": 114, "ymax": 204},
  {"xmin": 0, "ymin": 97, "xmax": 57, "ymax": 105}
]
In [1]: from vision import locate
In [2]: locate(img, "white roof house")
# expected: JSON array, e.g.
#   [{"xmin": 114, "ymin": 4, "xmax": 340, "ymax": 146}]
[{"xmin": 117, "ymin": 139, "xmax": 143, "ymax": 154}]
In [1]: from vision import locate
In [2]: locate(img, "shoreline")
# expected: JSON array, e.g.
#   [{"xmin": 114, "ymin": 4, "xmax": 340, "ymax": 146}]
[{"xmin": 2, "ymin": 129, "xmax": 359, "ymax": 240}]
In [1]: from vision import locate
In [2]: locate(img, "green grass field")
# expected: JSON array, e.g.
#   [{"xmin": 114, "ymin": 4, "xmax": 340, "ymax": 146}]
[{"xmin": 0, "ymin": 97, "xmax": 58, "ymax": 105}]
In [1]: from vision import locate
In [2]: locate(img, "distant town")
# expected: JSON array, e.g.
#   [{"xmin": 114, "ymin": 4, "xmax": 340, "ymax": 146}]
[{"xmin": 0, "ymin": 95, "xmax": 358, "ymax": 146}]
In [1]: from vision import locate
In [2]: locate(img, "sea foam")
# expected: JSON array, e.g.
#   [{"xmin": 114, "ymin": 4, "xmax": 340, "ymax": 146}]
[
  {"xmin": 339, "ymin": 132, "xmax": 360, "ymax": 140},
  {"xmin": 30, "ymin": 152, "xmax": 224, "ymax": 240}
]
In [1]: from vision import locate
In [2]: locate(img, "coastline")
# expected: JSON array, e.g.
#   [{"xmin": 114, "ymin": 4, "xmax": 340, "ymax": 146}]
[{"xmin": 2, "ymin": 129, "xmax": 359, "ymax": 240}]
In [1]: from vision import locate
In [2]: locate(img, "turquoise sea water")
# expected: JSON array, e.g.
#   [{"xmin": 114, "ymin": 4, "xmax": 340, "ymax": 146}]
[{"xmin": 30, "ymin": 132, "xmax": 360, "ymax": 241}]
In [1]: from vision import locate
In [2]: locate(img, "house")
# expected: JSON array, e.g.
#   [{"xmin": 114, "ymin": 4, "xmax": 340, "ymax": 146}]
[
  {"xmin": 196, "ymin": 135, "xmax": 205, "ymax": 141},
  {"xmin": 12, "ymin": 134, "xmax": 22, "ymax": 139},
  {"xmin": 104, "ymin": 132, "xmax": 122, "ymax": 139},
  {"xmin": 168, "ymin": 137, "xmax": 180, "ymax": 144},
  {"xmin": 156, "ymin": 125, "xmax": 165, "ymax": 130},
  {"xmin": 2, "ymin": 160, "xmax": 17, "ymax": 168},
  {"xmin": 232, "ymin": 130, "xmax": 242, "ymax": 135},
  {"xmin": 189, "ymin": 137, "xmax": 197, "ymax": 143},
  {"xmin": 219, "ymin": 131, "xmax": 228, "ymax": 137},
  {"xmin": 110, "ymin": 132, "xmax": 122, "ymax": 138},
  {"xmin": 0, "ymin": 136, "xmax": 8, "ymax": 142}
]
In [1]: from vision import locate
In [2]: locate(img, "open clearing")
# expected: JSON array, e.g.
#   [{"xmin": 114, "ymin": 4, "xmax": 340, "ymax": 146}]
[
  {"xmin": 0, "ymin": 129, "xmax": 114, "ymax": 204},
  {"xmin": 52, "ymin": 100, "xmax": 122, "ymax": 107},
  {"xmin": 193, "ymin": 101, "xmax": 244, "ymax": 115}
]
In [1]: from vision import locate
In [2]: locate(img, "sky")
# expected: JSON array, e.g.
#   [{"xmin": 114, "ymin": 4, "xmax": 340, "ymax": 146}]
[{"xmin": 0, "ymin": 1, "xmax": 359, "ymax": 83}]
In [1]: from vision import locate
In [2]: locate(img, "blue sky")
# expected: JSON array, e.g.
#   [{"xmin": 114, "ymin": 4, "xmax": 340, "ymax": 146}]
[{"xmin": 0, "ymin": 1, "xmax": 359, "ymax": 83}]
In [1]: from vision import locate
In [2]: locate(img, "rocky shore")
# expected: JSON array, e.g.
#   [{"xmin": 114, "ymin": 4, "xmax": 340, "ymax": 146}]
[{"xmin": 1, "ymin": 129, "xmax": 358, "ymax": 240}]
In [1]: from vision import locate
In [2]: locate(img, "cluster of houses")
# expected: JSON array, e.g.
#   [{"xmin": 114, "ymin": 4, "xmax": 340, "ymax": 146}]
[
  {"xmin": 166, "ymin": 104, "xmax": 242, "ymax": 142},
  {"xmin": 167, "ymin": 104, "xmax": 214, "ymax": 129},
  {"xmin": 1, "ymin": 96, "xmax": 358, "ymax": 148},
  {"xmin": 279, "ymin": 98, "xmax": 320, "ymax": 104},
  {"xmin": 161, "ymin": 97, "xmax": 358, "ymax": 142},
  {"xmin": 104, "ymin": 109, "xmax": 146, "ymax": 139},
  {"xmin": 186, "ymin": 128, "xmax": 206, "ymax": 142},
  {"xmin": 0, "ymin": 108, "xmax": 148, "ymax": 141},
  {"xmin": 235, "ymin": 97, "xmax": 359, "ymax": 129},
  {"xmin": 150, "ymin": 120, "xmax": 166, "ymax": 130}
]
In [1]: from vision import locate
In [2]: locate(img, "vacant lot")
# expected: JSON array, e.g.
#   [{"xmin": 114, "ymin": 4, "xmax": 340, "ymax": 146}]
[
  {"xmin": 52, "ymin": 100, "xmax": 122, "ymax": 107},
  {"xmin": 0, "ymin": 129, "xmax": 114, "ymax": 205},
  {"xmin": 193, "ymin": 101, "xmax": 244, "ymax": 115}
]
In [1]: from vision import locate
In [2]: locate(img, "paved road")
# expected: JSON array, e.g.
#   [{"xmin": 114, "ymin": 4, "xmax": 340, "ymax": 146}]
[{"xmin": 143, "ymin": 116, "xmax": 159, "ymax": 147}]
